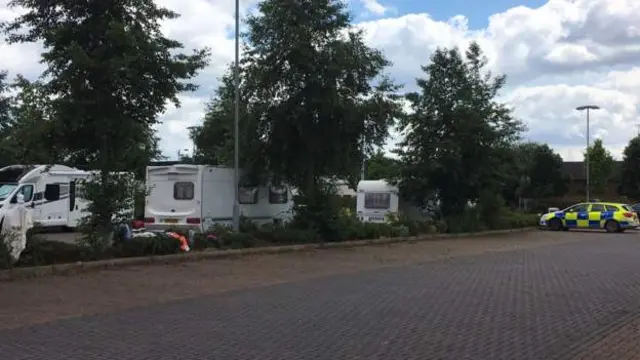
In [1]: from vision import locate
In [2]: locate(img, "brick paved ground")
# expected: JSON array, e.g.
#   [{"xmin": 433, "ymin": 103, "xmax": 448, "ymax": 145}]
[{"xmin": 1, "ymin": 230, "xmax": 640, "ymax": 359}]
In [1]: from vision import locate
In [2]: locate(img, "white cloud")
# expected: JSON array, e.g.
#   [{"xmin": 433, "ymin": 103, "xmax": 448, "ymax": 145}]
[
  {"xmin": 1, "ymin": 0, "xmax": 639, "ymax": 162},
  {"xmin": 360, "ymin": 0, "xmax": 389, "ymax": 16}
]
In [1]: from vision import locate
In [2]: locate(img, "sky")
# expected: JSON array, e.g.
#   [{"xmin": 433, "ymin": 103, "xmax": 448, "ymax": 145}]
[{"xmin": 1, "ymin": 0, "xmax": 639, "ymax": 161}]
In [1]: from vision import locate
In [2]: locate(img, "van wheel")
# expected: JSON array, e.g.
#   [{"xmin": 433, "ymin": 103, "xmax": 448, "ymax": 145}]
[
  {"xmin": 63, "ymin": 226, "xmax": 75, "ymax": 233},
  {"xmin": 548, "ymin": 218, "xmax": 563, "ymax": 231},
  {"xmin": 605, "ymin": 220, "xmax": 620, "ymax": 233}
]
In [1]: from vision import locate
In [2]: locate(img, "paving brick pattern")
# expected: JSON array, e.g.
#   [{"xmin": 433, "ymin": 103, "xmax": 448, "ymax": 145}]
[{"xmin": 3, "ymin": 234, "xmax": 640, "ymax": 359}]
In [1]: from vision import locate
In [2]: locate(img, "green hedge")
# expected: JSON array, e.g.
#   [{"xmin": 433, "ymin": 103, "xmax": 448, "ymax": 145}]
[{"xmin": 0, "ymin": 208, "xmax": 537, "ymax": 269}]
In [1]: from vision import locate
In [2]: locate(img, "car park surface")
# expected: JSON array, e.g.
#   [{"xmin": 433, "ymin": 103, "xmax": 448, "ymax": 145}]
[{"xmin": 1, "ymin": 230, "xmax": 640, "ymax": 359}]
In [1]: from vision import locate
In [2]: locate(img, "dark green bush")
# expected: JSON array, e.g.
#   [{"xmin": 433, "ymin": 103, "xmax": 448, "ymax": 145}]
[
  {"xmin": 0, "ymin": 232, "xmax": 15, "ymax": 269},
  {"xmin": 221, "ymin": 232, "xmax": 255, "ymax": 249},
  {"xmin": 115, "ymin": 234, "xmax": 181, "ymax": 257},
  {"xmin": 444, "ymin": 208, "xmax": 487, "ymax": 233},
  {"xmin": 270, "ymin": 228, "xmax": 318, "ymax": 244},
  {"xmin": 16, "ymin": 235, "xmax": 91, "ymax": 266}
]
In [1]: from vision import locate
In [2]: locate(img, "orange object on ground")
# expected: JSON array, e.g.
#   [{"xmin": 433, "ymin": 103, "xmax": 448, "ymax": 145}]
[{"xmin": 167, "ymin": 232, "xmax": 190, "ymax": 252}]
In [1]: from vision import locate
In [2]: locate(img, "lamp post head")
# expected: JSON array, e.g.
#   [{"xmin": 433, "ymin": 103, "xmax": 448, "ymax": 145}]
[{"xmin": 576, "ymin": 105, "xmax": 600, "ymax": 111}]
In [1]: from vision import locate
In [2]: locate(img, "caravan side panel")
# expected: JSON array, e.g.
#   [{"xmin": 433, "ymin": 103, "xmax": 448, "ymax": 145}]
[{"xmin": 201, "ymin": 167, "xmax": 235, "ymax": 229}]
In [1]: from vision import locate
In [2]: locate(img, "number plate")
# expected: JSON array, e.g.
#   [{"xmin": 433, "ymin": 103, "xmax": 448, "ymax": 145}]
[{"xmin": 163, "ymin": 218, "xmax": 179, "ymax": 224}]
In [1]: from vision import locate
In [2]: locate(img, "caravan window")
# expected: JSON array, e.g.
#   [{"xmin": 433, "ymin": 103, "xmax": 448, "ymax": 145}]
[
  {"xmin": 239, "ymin": 187, "xmax": 259, "ymax": 204},
  {"xmin": 59, "ymin": 183, "xmax": 70, "ymax": 197},
  {"xmin": 269, "ymin": 185, "xmax": 288, "ymax": 204},
  {"xmin": 173, "ymin": 182, "xmax": 194, "ymax": 200},
  {"xmin": 364, "ymin": 192, "xmax": 391, "ymax": 209}
]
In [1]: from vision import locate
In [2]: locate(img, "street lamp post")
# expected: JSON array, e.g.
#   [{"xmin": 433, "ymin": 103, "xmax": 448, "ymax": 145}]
[
  {"xmin": 575, "ymin": 105, "xmax": 600, "ymax": 202},
  {"xmin": 232, "ymin": 0, "xmax": 240, "ymax": 231},
  {"xmin": 177, "ymin": 148, "xmax": 189, "ymax": 161}
]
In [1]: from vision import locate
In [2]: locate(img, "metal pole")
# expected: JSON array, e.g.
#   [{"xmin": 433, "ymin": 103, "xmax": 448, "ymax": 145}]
[
  {"xmin": 360, "ymin": 136, "xmax": 365, "ymax": 181},
  {"xmin": 585, "ymin": 108, "xmax": 590, "ymax": 203},
  {"xmin": 232, "ymin": 0, "xmax": 240, "ymax": 231}
]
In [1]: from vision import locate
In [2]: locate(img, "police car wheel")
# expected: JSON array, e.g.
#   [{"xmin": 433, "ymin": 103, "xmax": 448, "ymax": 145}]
[
  {"xmin": 605, "ymin": 220, "xmax": 620, "ymax": 233},
  {"xmin": 548, "ymin": 218, "xmax": 562, "ymax": 231}
]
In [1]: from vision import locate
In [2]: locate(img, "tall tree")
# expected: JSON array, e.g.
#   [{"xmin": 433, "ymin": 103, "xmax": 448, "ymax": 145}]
[
  {"xmin": 585, "ymin": 138, "xmax": 615, "ymax": 196},
  {"xmin": 4, "ymin": 76, "xmax": 68, "ymax": 165},
  {"xmin": 189, "ymin": 65, "xmax": 261, "ymax": 171},
  {"xmin": 242, "ymin": 0, "xmax": 402, "ymax": 215},
  {"xmin": 0, "ymin": 71, "xmax": 12, "ymax": 165},
  {"xmin": 365, "ymin": 150, "xmax": 400, "ymax": 181},
  {"xmin": 397, "ymin": 42, "xmax": 524, "ymax": 216},
  {"xmin": 516, "ymin": 142, "xmax": 567, "ymax": 198},
  {"xmin": 3, "ymin": 0, "xmax": 209, "ymax": 245},
  {"xmin": 620, "ymin": 136, "xmax": 640, "ymax": 200}
]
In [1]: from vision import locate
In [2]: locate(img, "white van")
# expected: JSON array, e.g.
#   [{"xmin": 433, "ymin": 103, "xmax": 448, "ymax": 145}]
[
  {"xmin": 0, "ymin": 164, "xmax": 91, "ymax": 229},
  {"xmin": 356, "ymin": 179, "xmax": 399, "ymax": 223},
  {"xmin": 143, "ymin": 163, "xmax": 294, "ymax": 231}
]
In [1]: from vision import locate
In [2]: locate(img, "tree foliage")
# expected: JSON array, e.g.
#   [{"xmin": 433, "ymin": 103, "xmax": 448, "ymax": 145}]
[
  {"xmin": 0, "ymin": 71, "xmax": 12, "ymax": 164},
  {"xmin": 365, "ymin": 150, "xmax": 400, "ymax": 181},
  {"xmin": 221, "ymin": 0, "xmax": 403, "ymax": 234},
  {"xmin": 189, "ymin": 65, "xmax": 261, "ymax": 171},
  {"xmin": 3, "ymin": 76, "xmax": 68, "ymax": 165},
  {"xmin": 619, "ymin": 137, "xmax": 640, "ymax": 200},
  {"xmin": 502, "ymin": 142, "xmax": 567, "ymax": 203},
  {"xmin": 3, "ymin": 0, "xmax": 209, "ymax": 242},
  {"xmin": 584, "ymin": 138, "xmax": 615, "ymax": 196},
  {"xmin": 396, "ymin": 42, "xmax": 524, "ymax": 216},
  {"xmin": 244, "ymin": 0, "xmax": 401, "ymax": 185}
]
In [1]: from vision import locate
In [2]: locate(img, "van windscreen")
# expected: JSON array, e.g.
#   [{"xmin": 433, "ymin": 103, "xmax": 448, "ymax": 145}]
[{"xmin": 0, "ymin": 184, "xmax": 17, "ymax": 200}]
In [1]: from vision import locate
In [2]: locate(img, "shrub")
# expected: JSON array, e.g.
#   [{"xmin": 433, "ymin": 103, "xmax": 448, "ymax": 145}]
[
  {"xmin": 387, "ymin": 213, "xmax": 435, "ymax": 236},
  {"xmin": 0, "ymin": 232, "xmax": 15, "ymax": 269},
  {"xmin": 220, "ymin": 232, "xmax": 255, "ymax": 249},
  {"xmin": 444, "ymin": 208, "xmax": 486, "ymax": 233},
  {"xmin": 16, "ymin": 235, "xmax": 90, "ymax": 265},
  {"xmin": 390, "ymin": 225, "xmax": 410, "ymax": 237},
  {"xmin": 115, "ymin": 234, "xmax": 181, "ymax": 258},
  {"xmin": 270, "ymin": 228, "xmax": 318, "ymax": 244}
]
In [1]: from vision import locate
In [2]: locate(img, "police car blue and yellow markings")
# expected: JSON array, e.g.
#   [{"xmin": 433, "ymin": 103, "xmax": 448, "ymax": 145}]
[{"xmin": 540, "ymin": 202, "xmax": 638, "ymax": 232}]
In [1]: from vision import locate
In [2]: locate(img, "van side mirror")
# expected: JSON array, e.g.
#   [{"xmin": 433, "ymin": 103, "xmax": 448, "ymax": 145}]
[{"xmin": 45, "ymin": 184, "xmax": 60, "ymax": 201}]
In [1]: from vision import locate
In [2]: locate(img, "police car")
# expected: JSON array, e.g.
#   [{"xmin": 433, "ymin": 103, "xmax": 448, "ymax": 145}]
[{"xmin": 539, "ymin": 202, "xmax": 639, "ymax": 233}]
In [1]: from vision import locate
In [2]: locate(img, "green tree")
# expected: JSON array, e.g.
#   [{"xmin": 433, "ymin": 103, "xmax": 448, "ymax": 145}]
[
  {"xmin": 5, "ymin": 76, "xmax": 69, "ymax": 165},
  {"xmin": 3, "ymin": 0, "xmax": 209, "ymax": 246},
  {"xmin": 584, "ymin": 138, "xmax": 615, "ymax": 196},
  {"xmin": 189, "ymin": 66, "xmax": 261, "ymax": 171},
  {"xmin": 620, "ymin": 136, "xmax": 640, "ymax": 200},
  {"xmin": 366, "ymin": 150, "xmax": 400, "ymax": 181},
  {"xmin": 0, "ymin": 71, "xmax": 12, "ymax": 165},
  {"xmin": 397, "ymin": 42, "xmax": 524, "ymax": 216},
  {"xmin": 516, "ymin": 142, "xmax": 567, "ymax": 198},
  {"xmin": 241, "ymin": 0, "xmax": 402, "ymax": 232}
]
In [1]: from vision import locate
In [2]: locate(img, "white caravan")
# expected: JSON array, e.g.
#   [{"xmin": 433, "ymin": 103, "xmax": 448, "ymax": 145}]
[
  {"xmin": 356, "ymin": 179, "xmax": 399, "ymax": 223},
  {"xmin": 0, "ymin": 164, "xmax": 92, "ymax": 229},
  {"xmin": 144, "ymin": 163, "xmax": 295, "ymax": 231}
]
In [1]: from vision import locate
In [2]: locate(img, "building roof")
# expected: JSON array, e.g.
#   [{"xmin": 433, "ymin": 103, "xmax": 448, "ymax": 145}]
[{"xmin": 562, "ymin": 161, "xmax": 622, "ymax": 180}]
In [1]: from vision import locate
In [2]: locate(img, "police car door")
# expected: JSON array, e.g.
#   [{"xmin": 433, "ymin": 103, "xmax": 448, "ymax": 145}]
[
  {"xmin": 564, "ymin": 203, "xmax": 588, "ymax": 228},
  {"xmin": 588, "ymin": 203, "xmax": 605, "ymax": 229}
]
